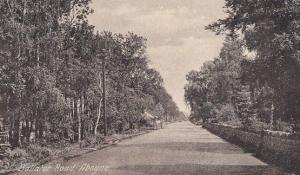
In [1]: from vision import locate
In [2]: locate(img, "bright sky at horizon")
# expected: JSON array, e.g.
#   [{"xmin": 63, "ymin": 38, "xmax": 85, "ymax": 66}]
[{"xmin": 88, "ymin": 0, "xmax": 226, "ymax": 113}]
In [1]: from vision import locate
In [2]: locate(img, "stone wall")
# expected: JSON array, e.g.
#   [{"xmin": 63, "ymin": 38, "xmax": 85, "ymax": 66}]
[{"xmin": 203, "ymin": 123, "xmax": 300, "ymax": 173}]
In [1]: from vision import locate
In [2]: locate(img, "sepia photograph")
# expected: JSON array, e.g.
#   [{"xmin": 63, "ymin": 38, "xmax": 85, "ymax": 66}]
[{"xmin": 0, "ymin": 0, "xmax": 299, "ymax": 174}]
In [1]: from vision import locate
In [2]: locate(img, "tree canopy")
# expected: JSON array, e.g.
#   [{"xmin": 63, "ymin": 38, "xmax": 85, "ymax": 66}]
[
  {"xmin": 0, "ymin": 0, "xmax": 183, "ymax": 147},
  {"xmin": 186, "ymin": 0, "xmax": 300, "ymax": 131}
]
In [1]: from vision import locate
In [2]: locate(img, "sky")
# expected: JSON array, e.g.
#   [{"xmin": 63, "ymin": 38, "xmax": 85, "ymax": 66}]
[{"xmin": 88, "ymin": 0, "xmax": 226, "ymax": 113}]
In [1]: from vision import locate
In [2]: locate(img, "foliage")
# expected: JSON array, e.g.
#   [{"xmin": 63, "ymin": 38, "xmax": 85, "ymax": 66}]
[
  {"xmin": 26, "ymin": 144, "xmax": 53, "ymax": 162},
  {"xmin": 186, "ymin": 0, "xmax": 300, "ymax": 131},
  {"xmin": 185, "ymin": 38, "xmax": 248, "ymax": 127},
  {"xmin": 206, "ymin": 0, "xmax": 300, "ymax": 126},
  {"xmin": 0, "ymin": 0, "xmax": 183, "ymax": 149},
  {"xmin": 215, "ymin": 104, "xmax": 238, "ymax": 124},
  {"xmin": 81, "ymin": 133, "xmax": 105, "ymax": 147},
  {"xmin": 9, "ymin": 148, "xmax": 28, "ymax": 159}
]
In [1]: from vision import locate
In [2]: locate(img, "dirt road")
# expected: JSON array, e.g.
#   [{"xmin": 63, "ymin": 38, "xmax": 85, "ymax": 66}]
[{"xmin": 14, "ymin": 121, "xmax": 283, "ymax": 175}]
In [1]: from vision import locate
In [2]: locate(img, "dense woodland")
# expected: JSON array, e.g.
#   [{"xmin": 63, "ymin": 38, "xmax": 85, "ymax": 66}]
[
  {"xmin": 185, "ymin": 0, "xmax": 300, "ymax": 132},
  {"xmin": 0, "ymin": 0, "xmax": 183, "ymax": 148}
]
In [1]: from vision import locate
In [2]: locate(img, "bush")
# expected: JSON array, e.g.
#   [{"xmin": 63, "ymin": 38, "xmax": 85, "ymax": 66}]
[
  {"xmin": 0, "ymin": 157, "xmax": 11, "ymax": 170},
  {"xmin": 275, "ymin": 120, "xmax": 294, "ymax": 133},
  {"xmin": 201, "ymin": 102, "xmax": 218, "ymax": 123},
  {"xmin": 26, "ymin": 144, "xmax": 53, "ymax": 162},
  {"xmin": 0, "ymin": 148, "xmax": 29, "ymax": 170},
  {"xmin": 9, "ymin": 148, "xmax": 28, "ymax": 159},
  {"xmin": 247, "ymin": 117, "xmax": 271, "ymax": 132},
  {"xmin": 216, "ymin": 104, "xmax": 236, "ymax": 121},
  {"xmin": 81, "ymin": 134, "xmax": 105, "ymax": 147}
]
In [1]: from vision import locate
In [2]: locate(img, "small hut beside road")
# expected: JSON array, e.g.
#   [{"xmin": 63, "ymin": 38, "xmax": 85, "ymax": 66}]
[{"xmin": 142, "ymin": 112, "xmax": 163, "ymax": 129}]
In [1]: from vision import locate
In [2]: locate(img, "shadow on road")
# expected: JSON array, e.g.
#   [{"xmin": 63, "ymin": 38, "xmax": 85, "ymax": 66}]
[
  {"xmin": 114, "ymin": 164, "xmax": 283, "ymax": 175},
  {"xmin": 117, "ymin": 142, "xmax": 245, "ymax": 154}
]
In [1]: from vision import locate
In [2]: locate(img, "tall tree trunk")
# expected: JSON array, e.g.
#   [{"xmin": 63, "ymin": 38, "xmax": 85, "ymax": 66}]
[
  {"xmin": 13, "ymin": 119, "xmax": 20, "ymax": 147},
  {"xmin": 77, "ymin": 98, "xmax": 81, "ymax": 147},
  {"xmin": 29, "ymin": 120, "xmax": 33, "ymax": 143},
  {"xmin": 25, "ymin": 119, "xmax": 30, "ymax": 143},
  {"xmin": 72, "ymin": 98, "xmax": 75, "ymax": 142},
  {"xmin": 94, "ymin": 99, "xmax": 102, "ymax": 135},
  {"xmin": 270, "ymin": 102, "xmax": 274, "ymax": 129},
  {"xmin": 38, "ymin": 120, "xmax": 43, "ymax": 139},
  {"xmin": 81, "ymin": 95, "xmax": 85, "ymax": 139},
  {"xmin": 34, "ymin": 118, "xmax": 38, "ymax": 143}
]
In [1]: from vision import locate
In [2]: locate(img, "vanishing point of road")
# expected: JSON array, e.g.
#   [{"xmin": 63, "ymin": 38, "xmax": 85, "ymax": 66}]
[{"xmin": 15, "ymin": 122, "xmax": 284, "ymax": 175}]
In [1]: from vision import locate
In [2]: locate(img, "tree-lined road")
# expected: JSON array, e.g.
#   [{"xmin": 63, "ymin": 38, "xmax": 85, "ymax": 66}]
[{"xmin": 16, "ymin": 122, "xmax": 283, "ymax": 175}]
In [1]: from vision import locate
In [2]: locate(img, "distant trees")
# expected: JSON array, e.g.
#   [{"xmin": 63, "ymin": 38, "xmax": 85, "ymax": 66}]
[
  {"xmin": 0, "ymin": 0, "xmax": 182, "ymax": 148},
  {"xmin": 185, "ymin": 38, "xmax": 246, "ymax": 126},
  {"xmin": 186, "ymin": 0, "xmax": 300, "ymax": 131}
]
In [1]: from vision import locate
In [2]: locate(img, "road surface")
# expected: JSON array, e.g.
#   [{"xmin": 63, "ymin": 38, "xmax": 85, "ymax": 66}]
[{"xmin": 15, "ymin": 121, "xmax": 283, "ymax": 175}]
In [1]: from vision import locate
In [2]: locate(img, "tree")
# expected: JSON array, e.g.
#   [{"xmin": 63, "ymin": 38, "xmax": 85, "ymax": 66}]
[
  {"xmin": 185, "ymin": 38, "xmax": 245, "ymax": 125},
  {"xmin": 0, "ymin": 0, "xmax": 183, "ymax": 148},
  {"xmin": 207, "ymin": 0, "xmax": 300, "ymax": 126},
  {"xmin": 233, "ymin": 84, "xmax": 255, "ymax": 129}
]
